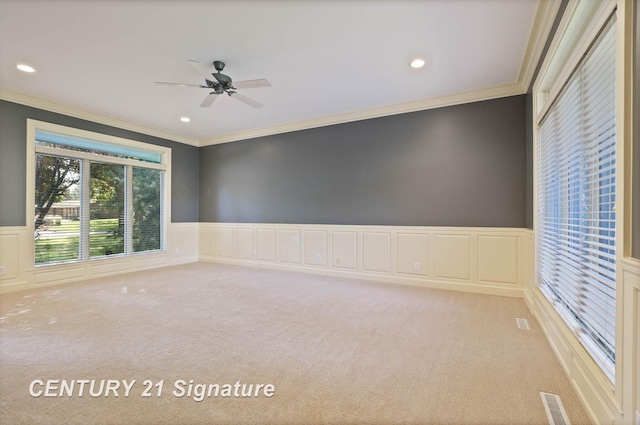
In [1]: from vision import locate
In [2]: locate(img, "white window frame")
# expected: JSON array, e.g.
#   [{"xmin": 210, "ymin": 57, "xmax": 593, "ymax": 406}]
[
  {"xmin": 26, "ymin": 119, "xmax": 172, "ymax": 266},
  {"xmin": 532, "ymin": 0, "xmax": 629, "ymax": 391}
]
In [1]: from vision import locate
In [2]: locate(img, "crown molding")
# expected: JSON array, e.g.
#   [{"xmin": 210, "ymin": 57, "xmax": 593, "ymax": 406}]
[
  {"xmin": 2, "ymin": 81, "xmax": 526, "ymax": 149},
  {"xmin": 0, "ymin": 88, "xmax": 200, "ymax": 147},
  {"xmin": 200, "ymin": 82, "xmax": 526, "ymax": 146},
  {"xmin": 517, "ymin": 0, "xmax": 563, "ymax": 91}
]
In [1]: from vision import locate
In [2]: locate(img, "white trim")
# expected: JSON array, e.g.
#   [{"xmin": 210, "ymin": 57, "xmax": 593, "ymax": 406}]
[
  {"xmin": 27, "ymin": 119, "xmax": 173, "ymax": 267},
  {"xmin": 534, "ymin": 0, "xmax": 617, "ymax": 122},
  {"xmin": 0, "ymin": 0, "xmax": 558, "ymax": 149},
  {"xmin": 0, "ymin": 1, "xmax": 562, "ymax": 150},
  {"xmin": 199, "ymin": 83, "xmax": 525, "ymax": 146},
  {"xmin": 29, "ymin": 120, "xmax": 171, "ymax": 158},
  {"xmin": 3, "ymin": 83, "xmax": 527, "ymax": 148},
  {"xmin": 198, "ymin": 222, "xmax": 526, "ymax": 298},
  {"xmin": 35, "ymin": 146, "xmax": 166, "ymax": 170},
  {"xmin": 525, "ymin": 283, "xmax": 621, "ymax": 424},
  {"xmin": 0, "ymin": 222, "xmax": 198, "ymax": 294},
  {"xmin": 531, "ymin": 1, "xmax": 637, "ymax": 423},
  {"xmin": 517, "ymin": 0, "xmax": 563, "ymax": 90},
  {"xmin": 1, "ymin": 88, "xmax": 199, "ymax": 147}
]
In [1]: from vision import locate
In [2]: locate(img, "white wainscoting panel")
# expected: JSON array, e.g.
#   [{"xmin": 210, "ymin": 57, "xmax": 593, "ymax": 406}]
[
  {"xmin": 235, "ymin": 228, "xmax": 254, "ymax": 259},
  {"xmin": 199, "ymin": 226, "xmax": 215, "ymax": 257},
  {"xmin": 477, "ymin": 235, "xmax": 518, "ymax": 284},
  {"xmin": 332, "ymin": 231, "xmax": 358, "ymax": 270},
  {"xmin": 362, "ymin": 232, "xmax": 391, "ymax": 273},
  {"xmin": 171, "ymin": 223, "xmax": 198, "ymax": 259},
  {"xmin": 432, "ymin": 234, "xmax": 471, "ymax": 281},
  {"xmin": 216, "ymin": 227, "xmax": 234, "ymax": 258},
  {"xmin": 0, "ymin": 223, "xmax": 199, "ymax": 293},
  {"xmin": 200, "ymin": 224, "xmax": 525, "ymax": 298},
  {"xmin": 256, "ymin": 229, "xmax": 276, "ymax": 262},
  {"xmin": 278, "ymin": 229, "xmax": 301, "ymax": 264},
  {"xmin": 621, "ymin": 258, "xmax": 640, "ymax": 425},
  {"xmin": 303, "ymin": 230, "xmax": 327, "ymax": 267},
  {"xmin": 396, "ymin": 233, "xmax": 428, "ymax": 276},
  {"xmin": 0, "ymin": 233, "xmax": 19, "ymax": 281}
]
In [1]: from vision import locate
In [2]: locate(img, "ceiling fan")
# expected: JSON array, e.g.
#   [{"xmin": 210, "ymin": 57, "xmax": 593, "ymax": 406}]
[{"xmin": 156, "ymin": 60, "xmax": 271, "ymax": 108}]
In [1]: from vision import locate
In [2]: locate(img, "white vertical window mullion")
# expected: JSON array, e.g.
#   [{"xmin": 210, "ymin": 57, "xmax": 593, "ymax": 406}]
[
  {"xmin": 125, "ymin": 165, "xmax": 133, "ymax": 255},
  {"xmin": 80, "ymin": 159, "xmax": 91, "ymax": 260}
]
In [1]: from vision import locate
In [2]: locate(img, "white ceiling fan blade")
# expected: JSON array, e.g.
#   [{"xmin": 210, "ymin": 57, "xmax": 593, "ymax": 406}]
[
  {"xmin": 200, "ymin": 93, "xmax": 218, "ymax": 107},
  {"xmin": 229, "ymin": 92, "xmax": 264, "ymax": 109},
  {"xmin": 232, "ymin": 79, "xmax": 271, "ymax": 89},
  {"xmin": 188, "ymin": 59, "xmax": 215, "ymax": 81},
  {"xmin": 155, "ymin": 81, "xmax": 203, "ymax": 88}
]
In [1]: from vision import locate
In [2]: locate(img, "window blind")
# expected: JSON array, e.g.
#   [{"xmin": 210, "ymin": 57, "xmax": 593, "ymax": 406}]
[
  {"xmin": 536, "ymin": 16, "xmax": 616, "ymax": 381},
  {"xmin": 35, "ymin": 131, "xmax": 162, "ymax": 164}
]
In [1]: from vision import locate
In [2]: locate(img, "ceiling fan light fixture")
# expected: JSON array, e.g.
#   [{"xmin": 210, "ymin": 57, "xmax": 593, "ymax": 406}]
[
  {"xmin": 180, "ymin": 117, "xmax": 191, "ymax": 123},
  {"xmin": 410, "ymin": 58, "xmax": 425, "ymax": 69},
  {"xmin": 17, "ymin": 63, "xmax": 36, "ymax": 73}
]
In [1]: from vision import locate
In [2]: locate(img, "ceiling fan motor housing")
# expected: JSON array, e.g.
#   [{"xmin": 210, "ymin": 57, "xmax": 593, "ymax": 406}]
[{"xmin": 213, "ymin": 60, "xmax": 225, "ymax": 72}]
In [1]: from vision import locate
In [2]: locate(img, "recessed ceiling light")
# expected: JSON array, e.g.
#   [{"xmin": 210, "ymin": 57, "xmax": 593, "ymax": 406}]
[
  {"xmin": 17, "ymin": 64, "xmax": 36, "ymax": 73},
  {"xmin": 410, "ymin": 58, "xmax": 425, "ymax": 69},
  {"xmin": 180, "ymin": 117, "xmax": 191, "ymax": 123}
]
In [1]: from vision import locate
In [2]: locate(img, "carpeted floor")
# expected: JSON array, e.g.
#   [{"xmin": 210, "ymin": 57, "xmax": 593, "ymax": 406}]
[{"xmin": 0, "ymin": 262, "xmax": 590, "ymax": 424}]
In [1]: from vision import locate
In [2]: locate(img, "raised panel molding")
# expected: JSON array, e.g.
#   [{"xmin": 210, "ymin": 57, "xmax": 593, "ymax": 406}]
[
  {"xmin": 278, "ymin": 230, "xmax": 301, "ymax": 264},
  {"xmin": 198, "ymin": 227, "xmax": 215, "ymax": 256},
  {"xmin": 362, "ymin": 233, "xmax": 391, "ymax": 272},
  {"xmin": 201, "ymin": 224, "xmax": 524, "ymax": 298},
  {"xmin": 332, "ymin": 231, "xmax": 357, "ymax": 269},
  {"xmin": 0, "ymin": 234, "xmax": 19, "ymax": 280},
  {"xmin": 171, "ymin": 224, "xmax": 198, "ymax": 258},
  {"xmin": 256, "ymin": 229, "xmax": 276, "ymax": 261},
  {"xmin": 303, "ymin": 230, "xmax": 327, "ymax": 267},
  {"xmin": 432, "ymin": 234, "xmax": 471, "ymax": 281},
  {"xmin": 216, "ymin": 227, "xmax": 234, "ymax": 258},
  {"xmin": 621, "ymin": 258, "xmax": 640, "ymax": 425},
  {"xmin": 235, "ymin": 228, "xmax": 254, "ymax": 259},
  {"xmin": 396, "ymin": 233, "xmax": 428, "ymax": 276},
  {"xmin": 477, "ymin": 235, "xmax": 518, "ymax": 284}
]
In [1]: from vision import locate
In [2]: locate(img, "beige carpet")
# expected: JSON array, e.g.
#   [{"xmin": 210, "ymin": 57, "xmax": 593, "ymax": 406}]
[{"xmin": 0, "ymin": 262, "xmax": 590, "ymax": 424}]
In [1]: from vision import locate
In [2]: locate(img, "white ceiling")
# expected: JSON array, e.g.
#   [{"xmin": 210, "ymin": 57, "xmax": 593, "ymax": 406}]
[{"xmin": 0, "ymin": 0, "xmax": 542, "ymax": 145}]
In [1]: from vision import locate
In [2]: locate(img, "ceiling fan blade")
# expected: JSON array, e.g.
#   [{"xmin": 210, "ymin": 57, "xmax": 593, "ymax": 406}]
[
  {"xmin": 200, "ymin": 93, "xmax": 218, "ymax": 107},
  {"xmin": 232, "ymin": 79, "xmax": 271, "ymax": 89},
  {"xmin": 155, "ymin": 81, "xmax": 204, "ymax": 88},
  {"xmin": 229, "ymin": 92, "xmax": 264, "ymax": 109},
  {"xmin": 188, "ymin": 59, "xmax": 215, "ymax": 81}
]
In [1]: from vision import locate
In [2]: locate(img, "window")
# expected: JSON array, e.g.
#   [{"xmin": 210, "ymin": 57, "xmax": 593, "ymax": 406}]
[
  {"xmin": 536, "ymin": 16, "xmax": 617, "ymax": 381},
  {"xmin": 32, "ymin": 124, "xmax": 169, "ymax": 265}
]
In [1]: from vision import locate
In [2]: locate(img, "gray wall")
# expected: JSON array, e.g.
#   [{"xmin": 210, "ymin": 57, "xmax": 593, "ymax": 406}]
[
  {"xmin": 0, "ymin": 100, "xmax": 199, "ymax": 226},
  {"xmin": 634, "ymin": 0, "xmax": 640, "ymax": 259},
  {"xmin": 200, "ymin": 95, "xmax": 526, "ymax": 227}
]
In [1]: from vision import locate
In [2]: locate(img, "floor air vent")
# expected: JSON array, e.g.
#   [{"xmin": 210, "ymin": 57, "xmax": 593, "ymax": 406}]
[
  {"xmin": 516, "ymin": 317, "xmax": 530, "ymax": 330},
  {"xmin": 540, "ymin": 392, "xmax": 571, "ymax": 425}
]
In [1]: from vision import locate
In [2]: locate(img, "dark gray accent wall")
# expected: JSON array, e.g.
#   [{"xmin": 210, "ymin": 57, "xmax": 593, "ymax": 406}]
[
  {"xmin": 0, "ymin": 100, "xmax": 199, "ymax": 226},
  {"xmin": 633, "ymin": 0, "xmax": 640, "ymax": 259},
  {"xmin": 200, "ymin": 95, "xmax": 526, "ymax": 227}
]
